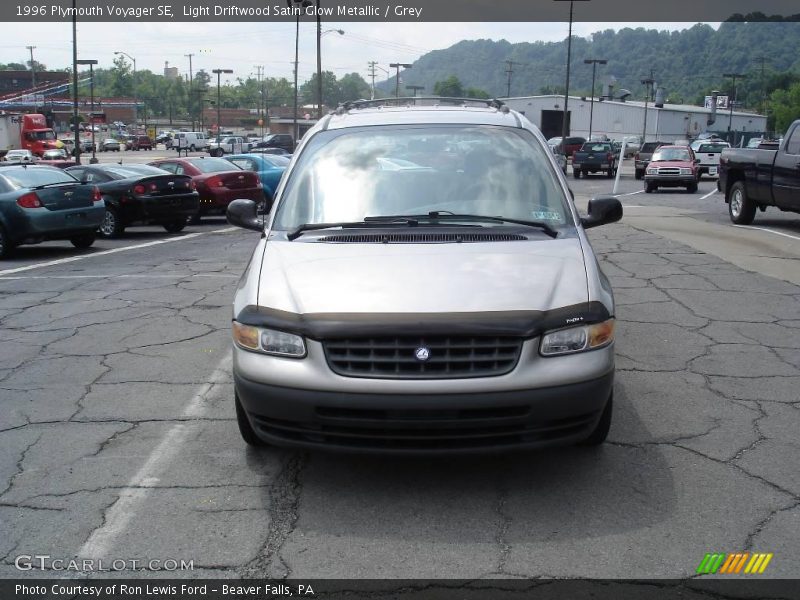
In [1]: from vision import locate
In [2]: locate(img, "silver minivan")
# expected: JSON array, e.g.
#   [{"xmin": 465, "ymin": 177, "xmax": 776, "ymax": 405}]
[{"xmin": 227, "ymin": 100, "xmax": 622, "ymax": 453}]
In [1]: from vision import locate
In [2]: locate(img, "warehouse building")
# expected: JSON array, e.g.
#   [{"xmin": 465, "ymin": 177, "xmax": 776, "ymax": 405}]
[{"xmin": 503, "ymin": 95, "xmax": 767, "ymax": 143}]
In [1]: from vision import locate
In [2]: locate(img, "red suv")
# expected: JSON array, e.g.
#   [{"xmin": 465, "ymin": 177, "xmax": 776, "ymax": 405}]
[
  {"xmin": 129, "ymin": 135, "xmax": 153, "ymax": 151},
  {"xmin": 148, "ymin": 156, "xmax": 263, "ymax": 222},
  {"xmin": 643, "ymin": 145, "xmax": 699, "ymax": 193}
]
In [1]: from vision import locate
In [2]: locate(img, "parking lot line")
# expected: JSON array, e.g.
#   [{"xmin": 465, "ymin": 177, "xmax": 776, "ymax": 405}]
[
  {"xmin": 78, "ymin": 352, "xmax": 233, "ymax": 560},
  {"xmin": 616, "ymin": 190, "xmax": 645, "ymax": 197},
  {"xmin": 733, "ymin": 224, "xmax": 800, "ymax": 242},
  {"xmin": 0, "ymin": 228, "xmax": 239, "ymax": 277},
  {"xmin": 700, "ymin": 189, "xmax": 717, "ymax": 200}
]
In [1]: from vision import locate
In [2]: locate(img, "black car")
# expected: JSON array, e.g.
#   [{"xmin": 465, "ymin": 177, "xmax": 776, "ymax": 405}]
[
  {"xmin": 66, "ymin": 164, "xmax": 199, "ymax": 238},
  {"xmin": 252, "ymin": 133, "xmax": 294, "ymax": 153}
]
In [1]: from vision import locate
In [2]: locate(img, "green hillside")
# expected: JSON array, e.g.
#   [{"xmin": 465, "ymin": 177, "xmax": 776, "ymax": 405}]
[{"xmin": 384, "ymin": 22, "xmax": 800, "ymax": 112}]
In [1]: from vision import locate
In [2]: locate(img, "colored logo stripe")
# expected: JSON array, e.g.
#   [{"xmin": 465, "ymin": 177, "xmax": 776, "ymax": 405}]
[{"xmin": 698, "ymin": 553, "xmax": 773, "ymax": 575}]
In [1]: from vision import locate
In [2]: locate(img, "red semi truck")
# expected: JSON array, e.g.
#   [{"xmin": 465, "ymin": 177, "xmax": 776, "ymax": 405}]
[{"xmin": 0, "ymin": 113, "xmax": 65, "ymax": 158}]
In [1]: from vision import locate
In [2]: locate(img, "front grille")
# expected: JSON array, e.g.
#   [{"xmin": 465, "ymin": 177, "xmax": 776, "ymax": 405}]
[
  {"xmin": 317, "ymin": 232, "xmax": 527, "ymax": 244},
  {"xmin": 656, "ymin": 167, "xmax": 681, "ymax": 176},
  {"xmin": 323, "ymin": 336, "xmax": 523, "ymax": 379},
  {"xmin": 250, "ymin": 411, "xmax": 599, "ymax": 450}
]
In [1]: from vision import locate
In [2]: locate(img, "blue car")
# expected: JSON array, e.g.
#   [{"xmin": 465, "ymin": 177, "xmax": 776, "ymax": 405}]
[
  {"xmin": 225, "ymin": 154, "xmax": 289, "ymax": 208},
  {"xmin": 0, "ymin": 165, "xmax": 105, "ymax": 258}
]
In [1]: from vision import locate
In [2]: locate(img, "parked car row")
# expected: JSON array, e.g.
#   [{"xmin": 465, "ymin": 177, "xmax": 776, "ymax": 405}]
[{"xmin": 0, "ymin": 152, "xmax": 291, "ymax": 257}]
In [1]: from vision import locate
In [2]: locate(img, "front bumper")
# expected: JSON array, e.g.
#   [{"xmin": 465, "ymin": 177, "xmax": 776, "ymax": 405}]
[
  {"xmin": 644, "ymin": 175, "xmax": 696, "ymax": 187},
  {"xmin": 234, "ymin": 338, "xmax": 614, "ymax": 453}
]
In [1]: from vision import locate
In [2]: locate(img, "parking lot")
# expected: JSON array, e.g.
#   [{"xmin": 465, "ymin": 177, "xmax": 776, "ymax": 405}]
[{"xmin": 1, "ymin": 153, "xmax": 799, "ymax": 579}]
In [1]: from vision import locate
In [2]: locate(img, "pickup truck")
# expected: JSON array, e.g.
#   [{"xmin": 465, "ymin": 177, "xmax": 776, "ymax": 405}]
[
  {"xmin": 694, "ymin": 141, "xmax": 730, "ymax": 178},
  {"xmin": 208, "ymin": 136, "xmax": 250, "ymax": 157},
  {"xmin": 572, "ymin": 142, "xmax": 618, "ymax": 179},
  {"xmin": 718, "ymin": 120, "xmax": 800, "ymax": 224}
]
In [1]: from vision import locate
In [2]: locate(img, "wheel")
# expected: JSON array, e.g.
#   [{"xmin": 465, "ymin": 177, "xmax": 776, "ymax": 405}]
[
  {"xmin": 579, "ymin": 394, "xmax": 613, "ymax": 446},
  {"xmin": 645, "ymin": 182, "xmax": 656, "ymax": 193},
  {"xmin": 187, "ymin": 213, "xmax": 201, "ymax": 225},
  {"xmin": 213, "ymin": 149, "xmax": 223, "ymax": 157},
  {"xmin": 189, "ymin": 144, "xmax": 196, "ymax": 152},
  {"xmin": 70, "ymin": 233, "xmax": 96, "ymax": 248},
  {"xmin": 573, "ymin": 170, "xmax": 581, "ymax": 179},
  {"xmin": 0, "ymin": 224, "xmax": 14, "ymax": 259},
  {"xmin": 635, "ymin": 170, "xmax": 643, "ymax": 180},
  {"xmin": 163, "ymin": 220, "xmax": 186, "ymax": 233},
  {"xmin": 98, "ymin": 207, "xmax": 125, "ymax": 238},
  {"xmin": 606, "ymin": 168, "xmax": 614, "ymax": 178},
  {"xmin": 686, "ymin": 183, "xmax": 698, "ymax": 193},
  {"xmin": 728, "ymin": 181, "xmax": 756, "ymax": 225},
  {"xmin": 236, "ymin": 393, "xmax": 267, "ymax": 447}
]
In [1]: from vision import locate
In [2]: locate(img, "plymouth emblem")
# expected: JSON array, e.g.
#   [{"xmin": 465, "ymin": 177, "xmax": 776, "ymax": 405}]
[{"xmin": 414, "ymin": 347, "xmax": 431, "ymax": 362}]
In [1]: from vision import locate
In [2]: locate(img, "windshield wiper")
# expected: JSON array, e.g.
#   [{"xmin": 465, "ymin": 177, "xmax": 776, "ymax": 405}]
[
  {"xmin": 365, "ymin": 212, "xmax": 560, "ymax": 238},
  {"xmin": 287, "ymin": 219, "xmax": 426, "ymax": 241}
]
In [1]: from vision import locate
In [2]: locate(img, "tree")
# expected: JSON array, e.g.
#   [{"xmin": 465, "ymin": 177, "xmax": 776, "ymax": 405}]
[
  {"xmin": 338, "ymin": 73, "xmax": 372, "ymax": 103},
  {"xmin": 299, "ymin": 71, "xmax": 339, "ymax": 107},
  {"xmin": 465, "ymin": 87, "xmax": 490, "ymax": 99},
  {"xmin": 434, "ymin": 75, "xmax": 464, "ymax": 97},
  {"xmin": 769, "ymin": 81, "xmax": 800, "ymax": 133}
]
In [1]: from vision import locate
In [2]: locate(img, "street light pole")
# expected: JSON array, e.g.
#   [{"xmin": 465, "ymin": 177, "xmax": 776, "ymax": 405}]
[
  {"xmin": 389, "ymin": 63, "xmax": 413, "ymax": 99},
  {"xmin": 71, "ymin": 0, "xmax": 81, "ymax": 164},
  {"xmin": 114, "ymin": 51, "xmax": 137, "ymax": 126},
  {"xmin": 77, "ymin": 59, "xmax": 98, "ymax": 163},
  {"xmin": 212, "ymin": 69, "xmax": 233, "ymax": 145},
  {"xmin": 26, "ymin": 45, "xmax": 37, "ymax": 90},
  {"xmin": 289, "ymin": 0, "xmax": 312, "ymax": 143},
  {"xmin": 555, "ymin": 0, "xmax": 589, "ymax": 147},
  {"xmin": 641, "ymin": 75, "xmax": 654, "ymax": 143},
  {"xmin": 584, "ymin": 58, "xmax": 607, "ymax": 140},
  {"xmin": 723, "ymin": 72, "xmax": 746, "ymax": 146}
]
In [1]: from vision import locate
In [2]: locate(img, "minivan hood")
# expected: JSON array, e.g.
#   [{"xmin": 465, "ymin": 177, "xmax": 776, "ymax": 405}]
[{"xmin": 257, "ymin": 238, "xmax": 588, "ymax": 315}]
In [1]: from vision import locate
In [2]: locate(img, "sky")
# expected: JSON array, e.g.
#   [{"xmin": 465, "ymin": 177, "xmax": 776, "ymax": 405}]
[{"xmin": 0, "ymin": 22, "xmax": 716, "ymax": 86}]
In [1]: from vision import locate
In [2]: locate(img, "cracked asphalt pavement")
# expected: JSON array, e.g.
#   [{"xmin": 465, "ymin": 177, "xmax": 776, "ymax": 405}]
[{"xmin": 0, "ymin": 172, "xmax": 799, "ymax": 580}]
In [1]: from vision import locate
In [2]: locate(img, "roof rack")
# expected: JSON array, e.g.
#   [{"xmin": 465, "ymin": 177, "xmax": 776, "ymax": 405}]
[{"xmin": 334, "ymin": 97, "xmax": 508, "ymax": 114}]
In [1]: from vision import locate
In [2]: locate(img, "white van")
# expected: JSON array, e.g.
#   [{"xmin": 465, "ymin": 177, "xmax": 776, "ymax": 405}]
[{"xmin": 173, "ymin": 131, "xmax": 209, "ymax": 152}]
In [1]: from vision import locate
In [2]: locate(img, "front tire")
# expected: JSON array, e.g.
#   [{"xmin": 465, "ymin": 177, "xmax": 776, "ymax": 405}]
[
  {"xmin": 573, "ymin": 170, "xmax": 581, "ymax": 179},
  {"xmin": 98, "ymin": 207, "xmax": 125, "ymax": 239},
  {"xmin": 635, "ymin": 169, "xmax": 643, "ymax": 180},
  {"xmin": 189, "ymin": 144, "xmax": 196, "ymax": 152},
  {"xmin": 687, "ymin": 182, "xmax": 698, "ymax": 193},
  {"xmin": 728, "ymin": 181, "xmax": 756, "ymax": 225},
  {"xmin": 579, "ymin": 394, "xmax": 613, "ymax": 446},
  {"xmin": 70, "ymin": 233, "xmax": 96, "ymax": 248},
  {"xmin": 163, "ymin": 220, "xmax": 186, "ymax": 233},
  {"xmin": 236, "ymin": 393, "xmax": 268, "ymax": 447},
  {"xmin": 645, "ymin": 182, "xmax": 656, "ymax": 193}
]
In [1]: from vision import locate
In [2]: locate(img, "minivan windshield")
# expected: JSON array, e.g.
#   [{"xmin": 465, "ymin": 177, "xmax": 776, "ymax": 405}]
[{"xmin": 273, "ymin": 125, "xmax": 571, "ymax": 230}]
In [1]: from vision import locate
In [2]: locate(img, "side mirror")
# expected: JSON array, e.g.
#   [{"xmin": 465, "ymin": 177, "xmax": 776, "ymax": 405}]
[
  {"xmin": 227, "ymin": 199, "xmax": 263, "ymax": 232},
  {"xmin": 581, "ymin": 196, "xmax": 623, "ymax": 229},
  {"xmin": 694, "ymin": 158, "xmax": 700, "ymax": 164}
]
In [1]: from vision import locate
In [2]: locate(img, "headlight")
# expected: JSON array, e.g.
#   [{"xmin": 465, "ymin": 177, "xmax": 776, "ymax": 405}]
[
  {"xmin": 680, "ymin": 167, "xmax": 693, "ymax": 175},
  {"xmin": 540, "ymin": 319, "xmax": 615, "ymax": 356},
  {"xmin": 232, "ymin": 321, "xmax": 307, "ymax": 358},
  {"xmin": 646, "ymin": 168, "xmax": 657, "ymax": 175}
]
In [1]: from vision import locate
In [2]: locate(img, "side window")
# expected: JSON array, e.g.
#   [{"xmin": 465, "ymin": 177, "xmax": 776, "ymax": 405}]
[
  {"xmin": 785, "ymin": 128, "xmax": 800, "ymax": 155},
  {"xmin": 229, "ymin": 159, "xmax": 248, "ymax": 169},
  {"xmin": 158, "ymin": 162, "xmax": 177, "ymax": 174},
  {"xmin": 69, "ymin": 168, "xmax": 86, "ymax": 181}
]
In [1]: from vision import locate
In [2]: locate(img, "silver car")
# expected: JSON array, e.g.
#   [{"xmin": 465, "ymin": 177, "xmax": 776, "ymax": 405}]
[{"xmin": 226, "ymin": 100, "xmax": 622, "ymax": 453}]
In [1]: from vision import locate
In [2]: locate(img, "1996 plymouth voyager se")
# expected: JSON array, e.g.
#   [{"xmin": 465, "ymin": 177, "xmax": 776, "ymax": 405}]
[{"xmin": 226, "ymin": 99, "xmax": 623, "ymax": 453}]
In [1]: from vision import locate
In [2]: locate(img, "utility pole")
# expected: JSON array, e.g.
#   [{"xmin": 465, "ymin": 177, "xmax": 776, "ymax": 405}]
[
  {"xmin": 212, "ymin": 69, "xmax": 233, "ymax": 145},
  {"xmin": 641, "ymin": 72, "xmax": 655, "ymax": 143},
  {"xmin": 389, "ymin": 63, "xmax": 412, "ymax": 99},
  {"xmin": 367, "ymin": 61, "xmax": 378, "ymax": 99},
  {"xmin": 185, "ymin": 53, "xmax": 194, "ymax": 128},
  {"xmin": 504, "ymin": 60, "xmax": 519, "ymax": 97},
  {"xmin": 723, "ymin": 72, "xmax": 746, "ymax": 145},
  {"xmin": 26, "ymin": 45, "xmax": 37, "ymax": 91}
]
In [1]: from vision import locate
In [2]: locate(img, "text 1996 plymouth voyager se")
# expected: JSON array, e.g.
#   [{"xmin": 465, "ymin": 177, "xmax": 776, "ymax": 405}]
[{"xmin": 226, "ymin": 99, "xmax": 623, "ymax": 453}]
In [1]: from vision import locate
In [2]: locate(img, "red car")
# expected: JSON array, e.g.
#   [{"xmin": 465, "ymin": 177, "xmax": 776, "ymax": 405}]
[
  {"xmin": 149, "ymin": 156, "xmax": 263, "ymax": 221},
  {"xmin": 129, "ymin": 135, "xmax": 153, "ymax": 151},
  {"xmin": 643, "ymin": 145, "xmax": 699, "ymax": 193}
]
